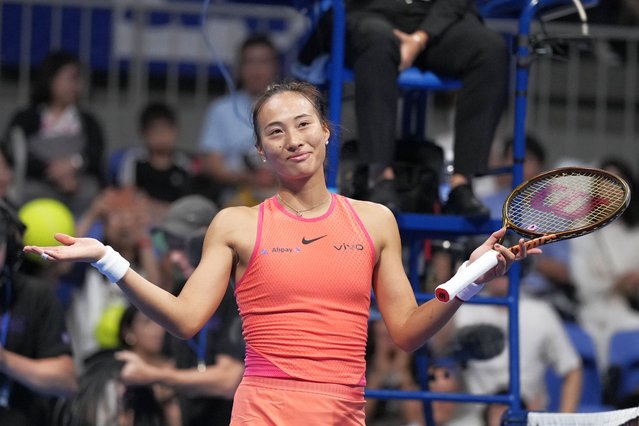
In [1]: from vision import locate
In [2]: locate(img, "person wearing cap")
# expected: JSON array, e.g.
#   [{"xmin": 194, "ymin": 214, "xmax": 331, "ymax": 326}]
[
  {"xmin": 114, "ymin": 195, "xmax": 245, "ymax": 426},
  {"xmin": 151, "ymin": 195, "xmax": 223, "ymax": 286}
]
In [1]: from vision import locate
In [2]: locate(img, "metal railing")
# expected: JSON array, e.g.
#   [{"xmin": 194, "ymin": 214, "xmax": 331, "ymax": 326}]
[
  {"xmin": 0, "ymin": 1, "xmax": 637, "ymax": 166},
  {"xmin": 0, "ymin": 0, "xmax": 308, "ymax": 152},
  {"xmin": 487, "ymin": 18, "xmax": 639, "ymax": 169}
]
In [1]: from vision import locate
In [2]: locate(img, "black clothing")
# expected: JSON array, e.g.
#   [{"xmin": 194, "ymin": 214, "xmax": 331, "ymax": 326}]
[
  {"xmin": 3, "ymin": 106, "xmax": 106, "ymax": 185},
  {"xmin": 346, "ymin": 0, "xmax": 509, "ymax": 177},
  {"xmin": 0, "ymin": 273, "xmax": 72, "ymax": 426},
  {"xmin": 164, "ymin": 286, "xmax": 244, "ymax": 426},
  {"xmin": 134, "ymin": 160, "xmax": 191, "ymax": 203}
]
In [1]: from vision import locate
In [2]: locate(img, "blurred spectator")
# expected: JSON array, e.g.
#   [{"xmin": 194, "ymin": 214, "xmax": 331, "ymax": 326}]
[
  {"xmin": 570, "ymin": 158, "xmax": 639, "ymax": 372},
  {"xmin": 2, "ymin": 51, "xmax": 105, "ymax": 215},
  {"xmin": 482, "ymin": 135, "xmax": 548, "ymax": 220},
  {"xmin": 0, "ymin": 199, "xmax": 77, "ymax": 425},
  {"xmin": 0, "ymin": 150, "xmax": 14, "ymax": 206},
  {"xmin": 481, "ymin": 389, "xmax": 528, "ymax": 426},
  {"xmin": 116, "ymin": 195, "xmax": 245, "ymax": 426},
  {"xmin": 61, "ymin": 348, "xmax": 167, "ymax": 426},
  {"xmin": 450, "ymin": 271, "xmax": 582, "ymax": 423},
  {"xmin": 197, "ymin": 34, "xmax": 278, "ymax": 207},
  {"xmin": 117, "ymin": 305, "xmax": 181, "ymax": 426},
  {"xmin": 482, "ymin": 135, "xmax": 577, "ymax": 320},
  {"xmin": 116, "ymin": 101, "xmax": 194, "ymax": 212},
  {"xmin": 365, "ymin": 318, "xmax": 424, "ymax": 426},
  {"xmin": 428, "ymin": 364, "xmax": 463, "ymax": 426},
  {"xmin": 67, "ymin": 188, "xmax": 161, "ymax": 369}
]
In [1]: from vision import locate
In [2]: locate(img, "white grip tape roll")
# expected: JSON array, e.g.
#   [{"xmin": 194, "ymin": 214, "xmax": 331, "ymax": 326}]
[{"xmin": 435, "ymin": 251, "xmax": 499, "ymax": 302}]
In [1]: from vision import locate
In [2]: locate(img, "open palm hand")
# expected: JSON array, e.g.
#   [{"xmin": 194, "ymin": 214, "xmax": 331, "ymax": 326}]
[{"xmin": 23, "ymin": 233, "xmax": 107, "ymax": 263}]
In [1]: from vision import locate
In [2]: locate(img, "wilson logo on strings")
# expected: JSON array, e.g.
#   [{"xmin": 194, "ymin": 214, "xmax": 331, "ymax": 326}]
[{"xmin": 530, "ymin": 184, "xmax": 610, "ymax": 220}]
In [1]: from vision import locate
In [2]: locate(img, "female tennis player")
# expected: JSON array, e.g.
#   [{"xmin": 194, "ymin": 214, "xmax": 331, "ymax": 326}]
[{"xmin": 24, "ymin": 81, "xmax": 536, "ymax": 425}]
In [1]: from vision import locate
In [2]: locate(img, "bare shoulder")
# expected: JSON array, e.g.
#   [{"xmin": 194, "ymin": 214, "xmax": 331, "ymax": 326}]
[
  {"xmin": 201, "ymin": 205, "xmax": 261, "ymax": 264},
  {"xmin": 207, "ymin": 205, "xmax": 259, "ymax": 242},
  {"xmin": 345, "ymin": 197, "xmax": 399, "ymax": 244},
  {"xmin": 347, "ymin": 198, "xmax": 396, "ymax": 225}
]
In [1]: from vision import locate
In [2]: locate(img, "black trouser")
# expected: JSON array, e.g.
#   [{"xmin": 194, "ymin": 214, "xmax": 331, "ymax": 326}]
[{"xmin": 346, "ymin": 11, "xmax": 509, "ymax": 178}]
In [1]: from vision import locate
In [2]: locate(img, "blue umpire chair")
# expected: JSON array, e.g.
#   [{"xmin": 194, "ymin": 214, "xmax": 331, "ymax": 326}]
[{"xmin": 294, "ymin": 0, "xmax": 599, "ymax": 424}]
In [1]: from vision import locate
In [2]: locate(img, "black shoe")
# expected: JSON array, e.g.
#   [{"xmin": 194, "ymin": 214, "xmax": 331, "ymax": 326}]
[
  {"xmin": 442, "ymin": 184, "xmax": 490, "ymax": 218},
  {"xmin": 368, "ymin": 179, "xmax": 401, "ymax": 212}
]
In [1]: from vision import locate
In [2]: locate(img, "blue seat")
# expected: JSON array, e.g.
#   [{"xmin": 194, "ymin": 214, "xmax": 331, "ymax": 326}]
[
  {"xmin": 545, "ymin": 322, "xmax": 610, "ymax": 412},
  {"xmin": 608, "ymin": 330, "xmax": 639, "ymax": 405},
  {"xmin": 332, "ymin": 65, "xmax": 462, "ymax": 145}
]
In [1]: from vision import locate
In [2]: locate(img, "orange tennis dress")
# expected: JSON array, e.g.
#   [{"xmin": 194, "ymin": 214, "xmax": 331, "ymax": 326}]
[{"xmin": 231, "ymin": 193, "xmax": 376, "ymax": 425}]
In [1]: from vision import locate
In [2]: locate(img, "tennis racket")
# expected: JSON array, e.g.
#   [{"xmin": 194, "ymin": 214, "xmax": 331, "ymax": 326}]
[{"xmin": 435, "ymin": 167, "xmax": 631, "ymax": 302}]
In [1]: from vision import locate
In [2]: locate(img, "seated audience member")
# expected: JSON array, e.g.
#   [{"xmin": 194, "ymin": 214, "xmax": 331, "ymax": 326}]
[
  {"xmin": 117, "ymin": 305, "xmax": 181, "ymax": 426},
  {"xmin": 427, "ymin": 363, "xmax": 465, "ymax": 426},
  {"xmin": 482, "ymin": 389, "xmax": 528, "ymax": 426},
  {"xmin": 0, "ymin": 149, "xmax": 14, "ymax": 206},
  {"xmin": 117, "ymin": 101, "xmax": 194, "ymax": 210},
  {"xmin": 115, "ymin": 195, "xmax": 245, "ymax": 426},
  {"xmin": 67, "ymin": 188, "xmax": 161, "ymax": 368},
  {"xmin": 570, "ymin": 158, "xmax": 639, "ymax": 373},
  {"xmin": 2, "ymin": 51, "xmax": 105, "ymax": 215},
  {"xmin": 483, "ymin": 135, "xmax": 577, "ymax": 320},
  {"xmin": 449, "ymin": 263, "xmax": 582, "ymax": 422},
  {"xmin": 0, "ymin": 200, "xmax": 77, "ymax": 425},
  {"xmin": 197, "ymin": 34, "xmax": 278, "ymax": 207},
  {"xmin": 342, "ymin": 0, "xmax": 508, "ymax": 215},
  {"xmin": 63, "ymin": 348, "xmax": 167, "ymax": 426},
  {"xmin": 365, "ymin": 316, "xmax": 424, "ymax": 426}
]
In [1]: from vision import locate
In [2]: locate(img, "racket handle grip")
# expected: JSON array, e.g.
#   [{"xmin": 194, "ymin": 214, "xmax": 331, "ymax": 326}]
[{"xmin": 435, "ymin": 251, "xmax": 499, "ymax": 303}]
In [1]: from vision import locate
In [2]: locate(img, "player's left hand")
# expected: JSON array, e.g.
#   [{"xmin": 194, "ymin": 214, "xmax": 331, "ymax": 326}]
[{"xmin": 469, "ymin": 227, "xmax": 542, "ymax": 284}]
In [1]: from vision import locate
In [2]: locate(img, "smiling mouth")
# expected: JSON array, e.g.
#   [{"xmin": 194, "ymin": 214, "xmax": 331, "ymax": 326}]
[{"xmin": 288, "ymin": 152, "xmax": 310, "ymax": 161}]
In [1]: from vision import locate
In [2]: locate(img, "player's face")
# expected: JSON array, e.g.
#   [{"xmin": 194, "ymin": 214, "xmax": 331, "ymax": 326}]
[{"xmin": 256, "ymin": 92, "xmax": 330, "ymax": 181}]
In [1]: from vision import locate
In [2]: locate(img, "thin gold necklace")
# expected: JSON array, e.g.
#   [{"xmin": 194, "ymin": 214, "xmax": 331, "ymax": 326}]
[{"xmin": 276, "ymin": 193, "xmax": 331, "ymax": 217}]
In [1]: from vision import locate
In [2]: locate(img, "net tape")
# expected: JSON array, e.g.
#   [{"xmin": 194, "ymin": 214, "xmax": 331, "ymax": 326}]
[{"xmin": 527, "ymin": 407, "xmax": 639, "ymax": 426}]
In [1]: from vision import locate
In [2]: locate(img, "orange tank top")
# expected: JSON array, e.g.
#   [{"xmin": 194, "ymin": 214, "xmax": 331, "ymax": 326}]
[{"xmin": 235, "ymin": 193, "xmax": 376, "ymax": 386}]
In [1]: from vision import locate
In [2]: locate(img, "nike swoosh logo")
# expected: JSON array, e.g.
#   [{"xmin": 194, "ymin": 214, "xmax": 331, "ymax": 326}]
[{"xmin": 302, "ymin": 235, "xmax": 327, "ymax": 245}]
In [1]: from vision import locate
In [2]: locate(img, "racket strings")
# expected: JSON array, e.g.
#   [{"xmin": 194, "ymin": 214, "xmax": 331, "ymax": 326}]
[{"xmin": 507, "ymin": 171, "xmax": 628, "ymax": 235}]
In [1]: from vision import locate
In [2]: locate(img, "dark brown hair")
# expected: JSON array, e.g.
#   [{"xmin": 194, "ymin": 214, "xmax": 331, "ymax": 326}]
[
  {"xmin": 30, "ymin": 50, "xmax": 81, "ymax": 106},
  {"xmin": 251, "ymin": 81, "xmax": 329, "ymax": 148}
]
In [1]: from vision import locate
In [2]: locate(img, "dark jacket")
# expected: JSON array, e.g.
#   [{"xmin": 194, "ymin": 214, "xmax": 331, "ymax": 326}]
[{"xmin": 3, "ymin": 106, "xmax": 106, "ymax": 185}]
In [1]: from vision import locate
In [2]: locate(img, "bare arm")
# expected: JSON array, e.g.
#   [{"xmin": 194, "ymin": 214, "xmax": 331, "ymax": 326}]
[
  {"xmin": 117, "ymin": 351, "xmax": 244, "ymax": 399},
  {"xmin": 24, "ymin": 208, "xmax": 245, "ymax": 340},
  {"xmin": 0, "ymin": 350, "xmax": 77, "ymax": 397},
  {"xmin": 559, "ymin": 367, "xmax": 583, "ymax": 412},
  {"xmin": 362, "ymin": 203, "xmax": 532, "ymax": 352}
]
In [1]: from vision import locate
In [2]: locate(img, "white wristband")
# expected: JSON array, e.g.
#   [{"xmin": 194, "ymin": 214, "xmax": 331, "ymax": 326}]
[
  {"xmin": 91, "ymin": 245, "xmax": 130, "ymax": 283},
  {"xmin": 454, "ymin": 261, "xmax": 485, "ymax": 302}
]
